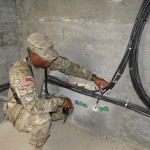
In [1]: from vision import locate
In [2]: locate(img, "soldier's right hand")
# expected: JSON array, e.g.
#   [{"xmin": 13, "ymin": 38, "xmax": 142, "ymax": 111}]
[
  {"xmin": 63, "ymin": 97, "xmax": 74, "ymax": 108},
  {"xmin": 92, "ymin": 75, "xmax": 109, "ymax": 91}
]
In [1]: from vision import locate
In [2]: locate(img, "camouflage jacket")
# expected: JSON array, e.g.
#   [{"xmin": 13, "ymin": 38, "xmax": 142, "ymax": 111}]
[{"xmin": 8, "ymin": 56, "xmax": 92, "ymax": 115}]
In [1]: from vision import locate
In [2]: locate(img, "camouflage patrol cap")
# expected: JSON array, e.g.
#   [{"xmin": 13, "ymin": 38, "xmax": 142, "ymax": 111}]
[{"xmin": 27, "ymin": 33, "xmax": 59, "ymax": 61}]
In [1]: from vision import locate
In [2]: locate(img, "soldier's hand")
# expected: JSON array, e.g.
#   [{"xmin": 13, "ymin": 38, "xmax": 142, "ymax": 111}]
[
  {"xmin": 63, "ymin": 97, "xmax": 74, "ymax": 108},
  {"xmin": 92, "ymin": 75, "xmax": 109, "ymax": 91}
]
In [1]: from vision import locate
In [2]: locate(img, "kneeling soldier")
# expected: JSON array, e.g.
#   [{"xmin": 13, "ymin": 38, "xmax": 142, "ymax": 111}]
[{"xmin": 6, "ymin": 33, "xmax": 108, "ymax": 150}]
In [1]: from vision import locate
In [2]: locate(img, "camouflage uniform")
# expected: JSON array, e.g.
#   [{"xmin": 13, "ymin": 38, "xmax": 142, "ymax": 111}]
[{"xmin": 6, "ymin": 56, "xmax": 92, "ymax": 148}]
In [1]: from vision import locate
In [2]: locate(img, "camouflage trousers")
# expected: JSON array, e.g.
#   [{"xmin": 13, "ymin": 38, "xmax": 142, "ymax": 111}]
[{"xmin": 6, "ymin": 104, "xmax": 73, "ymax": 147}]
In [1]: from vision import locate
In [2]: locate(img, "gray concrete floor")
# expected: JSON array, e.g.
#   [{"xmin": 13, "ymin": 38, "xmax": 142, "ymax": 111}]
[
  {"xmin": 0, "ymin": 94, "xmax": 148, "ymax": 150},
  {"xmin": 0, "ymin": 119, "xmax": 148, "ymax": 150}
]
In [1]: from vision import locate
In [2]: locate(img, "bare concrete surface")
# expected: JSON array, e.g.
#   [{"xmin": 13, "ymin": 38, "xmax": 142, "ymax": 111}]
[{"xmin": 0, "ymin": 120, "xmax": 147, "ymax": 150}]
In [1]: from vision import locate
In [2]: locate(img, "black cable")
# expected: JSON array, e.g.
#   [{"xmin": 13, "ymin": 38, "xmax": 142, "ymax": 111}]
[
  {"xmin": 128, "ymin": 0, "xmax": 150, "ymax": 109},
  {"xmin": 102, "ymin": 0, "xmax": 150, "ymax": 110},
  {"xmin": 47, "ymin": 75, "xmax": 150, "ymax": 117},
  {"xmin": 1, "ymin": 74, "xmax": 150, "ymax": 117},
  {"xmin": 0, "ymin": 83, "xmax": 9, "ymax": 93},
  {"xmin": 107, "ymin": 0, "xmax": 150, "ymax": 86},
  {"xmin": 0, "ymin": 83, "xmax": 9, "ymax": 88},
  {"xmin": 0, "ymin": 86, "xmax": 9, "ymax": 93}
]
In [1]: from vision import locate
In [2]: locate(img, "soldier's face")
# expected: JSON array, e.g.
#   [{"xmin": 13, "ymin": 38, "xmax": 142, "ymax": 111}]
[{"xmin": 29, "ymin": 51, "xmax": 53, "ymax": 68}]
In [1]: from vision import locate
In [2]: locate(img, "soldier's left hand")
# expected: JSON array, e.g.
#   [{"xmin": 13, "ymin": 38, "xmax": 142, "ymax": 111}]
[{"xmin": 92, "ymin": 76, "xmax": 109, "ymax": 91}]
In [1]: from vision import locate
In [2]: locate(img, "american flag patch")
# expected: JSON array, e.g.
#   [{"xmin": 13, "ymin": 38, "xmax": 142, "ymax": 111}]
[{"xmin": 20, "ymin": 77, "xmax": 33, "ymax": 86}]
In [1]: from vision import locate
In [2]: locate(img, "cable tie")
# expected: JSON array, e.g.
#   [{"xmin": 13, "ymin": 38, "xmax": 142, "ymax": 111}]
[
  {"xmin": 117, "ymin": 73, "xmax": 122, "ymax": 76},
  {"xmin": 124, "ymin": 100, "xmax": 129, "ymax": 109},
  {"xmin": 106, "ymin": 89, "xmax": 111, "ymax": 94},
  {"xmin": 129, "ymin": 67, "xmax": 134, "ymax": 70},
  {"xmin": 112, "ymin": 80, "xmax": 118, "ymax": 84},
  {"xmin": 136, "ymin": 18, "xmax": 147, "ymax": 22}
]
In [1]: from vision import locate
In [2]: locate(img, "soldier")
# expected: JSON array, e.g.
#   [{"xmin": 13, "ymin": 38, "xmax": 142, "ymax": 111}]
[{"xmin": 6, "ymin": 33, "xmax": 108, "ymax": 150}]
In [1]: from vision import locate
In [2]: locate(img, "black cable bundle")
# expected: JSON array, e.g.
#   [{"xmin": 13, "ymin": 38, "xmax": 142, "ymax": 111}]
[
  {"xmin": 0, "ymin": 83, "xmax": 9, "ymax": 93},
  {"xmin": 103, "ymin": 0, "xmax": 150, "ymax": 109},
  {"xmin": 47, "ymin": 75, "xmax": 150, "ymax": 117},
  {"xmin": 129, "ymin": 0, "xmax": 150, "ymax": 109}
]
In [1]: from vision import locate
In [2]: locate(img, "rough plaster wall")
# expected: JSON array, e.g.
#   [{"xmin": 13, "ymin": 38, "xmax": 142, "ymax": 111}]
[
  {"xmin": 16, "ymin": 0, "xmax": 150, "ymax": 148},
  {"xmin": 0, "ymin": 0, "xmax": 20, "ymax": 84}
]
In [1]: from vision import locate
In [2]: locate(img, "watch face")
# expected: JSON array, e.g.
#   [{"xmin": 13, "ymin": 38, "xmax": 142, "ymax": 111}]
[
  {"xmin": 92, "ymin": 74, "xmax": 97, "ymax": 81},
  {"xmin": 92, "ymin": 74, "xmax": 97, "ymax": 77}
]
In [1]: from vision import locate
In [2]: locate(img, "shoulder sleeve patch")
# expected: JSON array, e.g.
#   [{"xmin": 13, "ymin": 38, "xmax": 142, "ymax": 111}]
[{"xmin": 20, "ymin": 77, "xmax": 33, "ymax": 86}]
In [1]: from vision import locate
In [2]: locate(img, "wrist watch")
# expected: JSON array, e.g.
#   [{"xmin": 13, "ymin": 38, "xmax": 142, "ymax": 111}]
[{"xmin": 91, "ymin": 74, "xmax": 97, "ymax": 81}]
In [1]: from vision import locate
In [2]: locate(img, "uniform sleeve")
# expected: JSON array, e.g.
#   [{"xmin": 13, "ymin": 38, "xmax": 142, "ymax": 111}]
[
  {"xmin": 9, "ymin": 60, "xmax": 63, "ymax": 114},
  {"xmin": 49, "ymin": 57, "xmax": 92, "ymax": 80}
]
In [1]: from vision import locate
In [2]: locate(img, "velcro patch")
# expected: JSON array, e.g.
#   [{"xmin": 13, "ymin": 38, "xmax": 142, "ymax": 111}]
[{"xmin": 20, "ymin": 77, "xmax": 33, "ymax": 86}]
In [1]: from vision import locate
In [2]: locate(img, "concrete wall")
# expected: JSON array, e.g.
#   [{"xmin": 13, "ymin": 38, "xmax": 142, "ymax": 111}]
[
  {"xmin": 16, "ymin": 0, "xmax": 150, "ymax": 148},
  {"xmin": 0, "ymin": 0, "xmax": 20, "ymax": 84}
]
